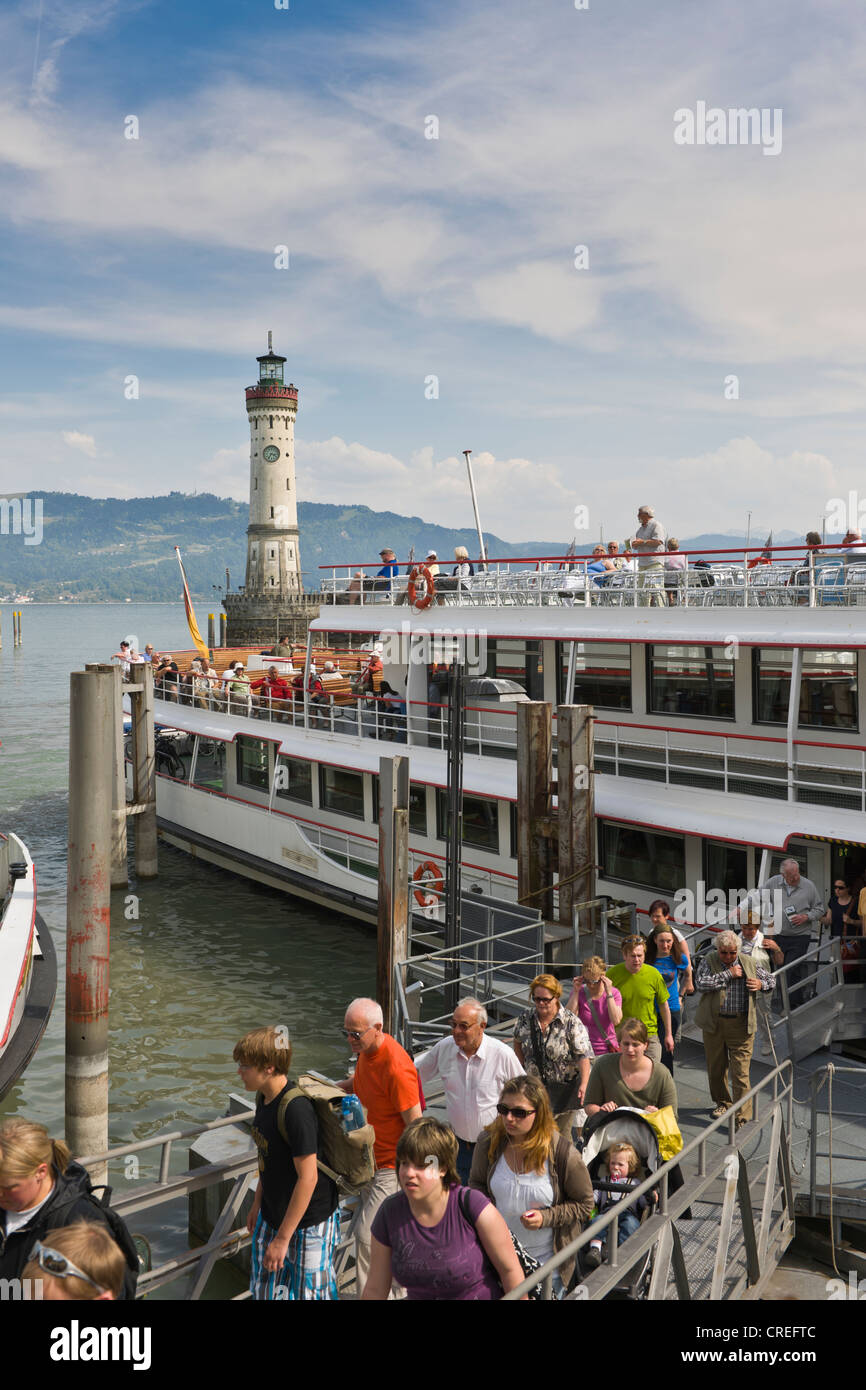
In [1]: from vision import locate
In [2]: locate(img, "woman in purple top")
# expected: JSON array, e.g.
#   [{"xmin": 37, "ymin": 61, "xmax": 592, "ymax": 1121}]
[
  {"xmin": 363, "ymin": 1118, "xmax": 524, "ymax": 1301},
  {"xmin": 567, "ymin": 957, "xmax": 623, "ymax": 1056}
]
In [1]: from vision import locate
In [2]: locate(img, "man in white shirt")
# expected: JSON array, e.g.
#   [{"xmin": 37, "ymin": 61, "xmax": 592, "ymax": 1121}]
[
  {"xmin": 630, "ymin": 505, "xmax": 666, "ymax": 607},
  {"xmin": 415, "ymin": 998, "xmax": 523, "ymax": 1183}
]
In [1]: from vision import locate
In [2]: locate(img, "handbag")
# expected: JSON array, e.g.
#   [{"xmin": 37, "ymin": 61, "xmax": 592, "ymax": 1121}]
[
  {"xmin": 458, "ymin": 1188, "xmax": 544, "ymax": 1300},
  {"xmin": 582, "ymin": 986, "xmax": 620, "ymax": 1053},
  {"xmin": 640, "ymin": 1105, "xmax": 683, "ymax": 1162},
  {"xmin": 528, "ymin": 1016, "xmax": 581, "ymax": 1115}
]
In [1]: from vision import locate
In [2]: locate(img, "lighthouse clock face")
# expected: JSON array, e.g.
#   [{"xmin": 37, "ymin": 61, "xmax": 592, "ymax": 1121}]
[{"xmin": 262, "ymin": 445, "xmax": 280, "ymax": 463}]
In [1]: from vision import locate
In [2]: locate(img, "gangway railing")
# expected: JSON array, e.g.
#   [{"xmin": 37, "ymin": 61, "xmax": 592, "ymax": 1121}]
[
  {"xmin": 808, "ymin": 1063, "xmax": 866, "ymax": 1225},
  {"xmin": 502, "ymin": 1061, "xmax": 796, "ymax": 1300},
  {"xmin": 77, "ymin": 1104, "xmax": 361, "ymax": 1300}
]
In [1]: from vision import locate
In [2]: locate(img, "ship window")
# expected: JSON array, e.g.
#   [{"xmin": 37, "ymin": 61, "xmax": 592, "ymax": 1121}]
[
  {"xmin": 320, "ymin": 765, "xmax": 365, "ymax": 819},
  {"xmin": 483, "ymin": 639, "xmax": 543, "ymax": 700},
  {"xmin": 560, "ymin": 641, "xmax": 631, "ymax": 710},
  {"xmin": 192, "ymin": 737, "xmax": 226, "ymax": 794},
  {"xmin": 702, "ymin": 841, "xmax": 749, "ymax": 899},
  {"xmin": 599, "ymin": 820, "xmax": 685, "ymax": 894},
  {"xmin": 647, "ymin": 645, "xmax": 735, "ymax": 721},
  {"xmin": 236, "ymin": 736, "xmax": 270, "ymax": 793},
  {"xmin": 436, "ymin": 791, "xmax": 499, "ymax": 854},
  {"xmin": 372, "ymin": 778, "xmax": 427, "ymax": 835},
  {"xmin": 752, "ymin": 648, "xmax": 858, "ymax": 730},
  {"xmin": 274, "ymin": 755, "xmax": 312, "ymax": 805}
]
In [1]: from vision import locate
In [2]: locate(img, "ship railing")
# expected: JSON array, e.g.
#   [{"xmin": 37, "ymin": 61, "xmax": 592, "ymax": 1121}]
[
  {"xmin": 294, "ymin": 819, "xmax": 518, "ymax": 903},
  {"xmin": 595, "ymin": 718, "xmax": 866, "ymax": 811},
  {"xmin": 501, "ymin": 1061, "xmax": 796, "ymax": 1300},
  {"xmin": 317, "ymin": 545, "xmax": 866, "ymax": 609}
]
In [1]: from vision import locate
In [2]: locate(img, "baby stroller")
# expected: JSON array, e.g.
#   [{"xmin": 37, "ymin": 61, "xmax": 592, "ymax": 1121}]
[{"xmin": 571, "ymin": 1108, "xmax": 664, "ymax": 1299}]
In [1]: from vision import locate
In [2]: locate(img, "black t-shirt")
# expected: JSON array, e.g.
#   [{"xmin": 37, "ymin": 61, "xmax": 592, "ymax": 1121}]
[{"xmin": 252, "ymin": 1084, "xmax": 338, "ymax": 1230}]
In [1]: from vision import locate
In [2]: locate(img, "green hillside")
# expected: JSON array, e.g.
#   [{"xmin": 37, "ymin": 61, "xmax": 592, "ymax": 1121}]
[{"xmin": 0, "ymin": 492, "xmax": 571, "ymax": 602}]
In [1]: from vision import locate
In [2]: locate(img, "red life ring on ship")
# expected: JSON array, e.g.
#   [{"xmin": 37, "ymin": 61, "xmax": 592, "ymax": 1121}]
[
  {"xmin": 412, "ymin": 860, "xmax": 444, "ymax": 907},
  {"xmin": 408, "ymin": 565, "xmax": 435, "ymax": 610}
]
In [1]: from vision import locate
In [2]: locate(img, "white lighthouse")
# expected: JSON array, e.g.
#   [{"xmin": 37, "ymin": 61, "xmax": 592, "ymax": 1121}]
[{"xmin": 242, "ymin": 332, "xmax": 302, "ymax": 598}]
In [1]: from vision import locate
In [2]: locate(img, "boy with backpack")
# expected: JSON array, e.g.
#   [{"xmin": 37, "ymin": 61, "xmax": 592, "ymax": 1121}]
[{"xmin": 234, "ymin": 1026, "xmax": 342, "ymax": 1300}]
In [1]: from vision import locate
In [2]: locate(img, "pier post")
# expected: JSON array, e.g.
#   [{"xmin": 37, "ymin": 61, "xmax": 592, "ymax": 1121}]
[
  {"xmin": 133, "ymin": 662, "xmax": 158, "ymax": 878},
  {"xmin": 66, "ymin": 666, "xmax": 114, "ymax": 1180},
  {"xmin": 556, "ymin": 704, "xmax": 595, "ymax": 940},
  {"xmin": 377, "ymin": 755, "xmax": 409, "ymax": 1036},
  {"xmin": 208, "ymin": 613, "xmax": 215, "ymax": 650},
  {"xmin": 86, "ymin": 664, "xmax": 128, "ymax": 888},
  {"xmin": 220, "ymin": 612, "xmax": 227, "ymax": 648},
  {"xmin": 516, "ymin": 702, "xmax": 554, "ymax": 920}
]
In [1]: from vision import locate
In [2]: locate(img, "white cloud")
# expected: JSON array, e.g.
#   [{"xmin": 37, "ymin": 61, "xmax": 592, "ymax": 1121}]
[{"xmin": 61, "ymin": 430, "xmax": 98, "ymax": 456}]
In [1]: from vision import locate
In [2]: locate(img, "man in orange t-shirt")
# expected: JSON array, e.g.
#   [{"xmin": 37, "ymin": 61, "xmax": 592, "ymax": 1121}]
[{"xmin": 339, "ymin": 998, "xmax": 421, "ymax": 1294}]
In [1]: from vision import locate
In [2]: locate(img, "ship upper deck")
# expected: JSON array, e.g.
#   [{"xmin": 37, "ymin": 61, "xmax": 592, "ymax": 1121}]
[{"xmin": 314, "ymin": 542, "xmax": 866, "ymax": 635}]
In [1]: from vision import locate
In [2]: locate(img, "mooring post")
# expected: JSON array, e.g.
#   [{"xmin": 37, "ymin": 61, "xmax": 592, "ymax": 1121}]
[
  {"xmin": 220, "ymin": 613, "xmax": 227, "ymax": 648},
  {"xmin": 556, "ymin": 704, "xmax": 595, "ymax": 943},
  {"xmin": 208, "ymin": 613, "xmax": 215, "ymax": 650},
  {"xmin": 66, "ymin": 667, "xmax": 114, "ymax": 1180},
  {"xmin": 377, "ymin": 754, "xmax": 409, "ymax": 1036},
  {"xmin": 132, "ymin": 662, "xmax": 158, "ymax": 878},
  {"xmin": 516, "ymin": 701, "xmax": 554, "ymax": 920},
  {"xmin": 86, "ymin": 663, "xmax": 128, "ymax": 889}
]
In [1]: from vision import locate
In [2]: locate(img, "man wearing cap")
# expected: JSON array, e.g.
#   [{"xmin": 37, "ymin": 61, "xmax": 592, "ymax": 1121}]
[
  {"xmin": 372, "ymin": 547, "xmax": 399, "ymax": 597},
  {"xmin": 423, "ymin": 550, "xmax": 440, "ymax": 578}
]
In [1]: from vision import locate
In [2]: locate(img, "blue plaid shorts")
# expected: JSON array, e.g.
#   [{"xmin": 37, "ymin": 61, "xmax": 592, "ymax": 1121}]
[{"xmin": 250, "ymin": 1208, "xmax": 341, "ymax": 1300}]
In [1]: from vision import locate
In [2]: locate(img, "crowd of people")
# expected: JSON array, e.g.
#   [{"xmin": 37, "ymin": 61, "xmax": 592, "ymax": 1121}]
[{"xmin": 8, "ymin": 857, "xmax": 857, "ymax": 1303}]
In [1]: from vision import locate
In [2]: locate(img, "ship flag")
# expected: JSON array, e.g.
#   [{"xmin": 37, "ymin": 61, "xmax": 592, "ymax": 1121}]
[{"xmin": 174, "ymin": 547, "xmax": 210, "ymax": 662}]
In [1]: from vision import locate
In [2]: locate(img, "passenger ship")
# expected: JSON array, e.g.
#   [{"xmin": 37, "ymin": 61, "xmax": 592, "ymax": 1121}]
[{"xmin": 148, "ymin": 552, "xmax": 866, "ymax": 933}]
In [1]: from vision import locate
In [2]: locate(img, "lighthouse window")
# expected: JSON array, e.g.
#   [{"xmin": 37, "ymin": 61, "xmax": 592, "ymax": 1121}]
[
  {"xmin": 270, "ymin": 508, "xmax": 274, "ymax": 519},
  {"xmin": 647, "ymin": 645, "xmax": 735, "ymax": 721},
  {"xmin": 269, "ymin": 416, "xmax": 274, "ymax": 428}
]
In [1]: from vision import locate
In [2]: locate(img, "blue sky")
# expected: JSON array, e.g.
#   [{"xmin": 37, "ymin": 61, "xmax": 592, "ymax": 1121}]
[{"xmin": 0, "ymin": 0, "xmax": 864, "ymax": 543}]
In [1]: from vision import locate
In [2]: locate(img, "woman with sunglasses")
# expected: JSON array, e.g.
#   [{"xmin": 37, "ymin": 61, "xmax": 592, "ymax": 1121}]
[
  {"xmin": 22, "ymin": 1222, "xmax": 125, "ymax": 1300},
  {"xmin": 469, "ymin": 1076, "xmax": 593, "ymax": 1294},
  {"xmin": 513, "ymin": 974, "xmax": 593, "ymax": 1129},
  {"xmin": 0, "ymin": 1118, "xmax": 133, "ymax": 1296}
]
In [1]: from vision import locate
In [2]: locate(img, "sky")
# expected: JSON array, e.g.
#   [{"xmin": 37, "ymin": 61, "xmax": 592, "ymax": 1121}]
[{"xmin": 0, "ymin": 0, "xmax": 864, "ymax": 545}]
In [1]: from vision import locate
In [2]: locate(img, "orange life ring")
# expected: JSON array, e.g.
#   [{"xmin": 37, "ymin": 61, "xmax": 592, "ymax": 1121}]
[
  {"xmin": 408, "ymin": 564, "xmax": 435, "ymax": 610},
  {"xmin": 412, "ymin": 860, "xmax": 444, "ymax": 907}
]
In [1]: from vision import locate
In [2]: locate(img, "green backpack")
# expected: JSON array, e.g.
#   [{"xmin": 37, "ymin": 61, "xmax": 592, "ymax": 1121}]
[{"xmin": 277, "ymin": 1074, "xmax": 376, "ymax": 1196}]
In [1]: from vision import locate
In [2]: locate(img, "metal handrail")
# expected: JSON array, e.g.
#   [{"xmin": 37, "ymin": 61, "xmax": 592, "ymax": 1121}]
[{"xmin": 502, "ymin": 1060, "xmax": 796, "ymax": 1300}]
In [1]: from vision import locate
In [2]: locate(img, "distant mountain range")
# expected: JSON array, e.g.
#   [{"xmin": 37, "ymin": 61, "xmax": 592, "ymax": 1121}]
[{"xmin": 0, "ymin": 491, "xmax": 828, "ymax": 602}]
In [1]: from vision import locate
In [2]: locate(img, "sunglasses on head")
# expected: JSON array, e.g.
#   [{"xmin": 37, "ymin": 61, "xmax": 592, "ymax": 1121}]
[
  {"xmin": 32, "ymin": 1240, "xmax": 105, "ymax": 1295},
  {"xmin": 496, "ymin": 1103, "xmax": 536, "ymax": 1120}
]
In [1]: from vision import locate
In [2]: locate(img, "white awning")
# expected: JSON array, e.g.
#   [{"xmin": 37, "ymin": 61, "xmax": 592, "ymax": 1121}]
[{"xmin": 310, "ymin": 604, "xmax": 866, "ymax": 649}]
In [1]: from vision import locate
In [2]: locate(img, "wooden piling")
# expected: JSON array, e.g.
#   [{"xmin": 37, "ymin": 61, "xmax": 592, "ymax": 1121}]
[
  {"xmin": 66, "ymin": 667, "xmax": 114, "ymax": 1179},
  {"xmin": 556, "ymin": 704, "xmax": 595, "ymax": 936},
  {"xmin": 208, "ymin": 613, "xmax": 216, "ymax": 650},
  {"xmin": 377, "ymin": 754, "xmax": 410, "ymax": 1035},
  {"xmin": 86, "ymin": 664, "xmax": 128, "ymax": 889},
  {"xmin": 516, "ymin": 702, "xmax": 554, "ymax": 920},
  {"xmin": 132, "ymin": 662, "xmax": 158, "ymax": 878}
]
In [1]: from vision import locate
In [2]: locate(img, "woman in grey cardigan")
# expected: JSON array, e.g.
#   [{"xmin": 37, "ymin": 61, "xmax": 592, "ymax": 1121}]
[{"xmin": 469, "ymin": 1075, "xmax": 593, "ymax": 1292}]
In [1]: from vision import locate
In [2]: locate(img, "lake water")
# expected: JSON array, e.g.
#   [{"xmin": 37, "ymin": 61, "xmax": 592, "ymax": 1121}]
[{"xmin": 0, "ymin": 603, "xmax": 376, "ymax": 1293}]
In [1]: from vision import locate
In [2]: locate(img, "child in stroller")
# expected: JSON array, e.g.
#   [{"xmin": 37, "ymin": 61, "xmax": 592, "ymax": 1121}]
[
  {"xmin": 572, "ymin": 1109, "xmax": 666, "ymax": 1295},
  {"xmin": 583, "ymin": 1141, "xmax": 655, "ymax": 1269}
]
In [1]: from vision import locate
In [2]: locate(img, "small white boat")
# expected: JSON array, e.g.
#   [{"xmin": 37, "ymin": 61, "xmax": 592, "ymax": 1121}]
[{"xmin": 0, "ymin": 833, "xmax": 57, "ymax": 1100}]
